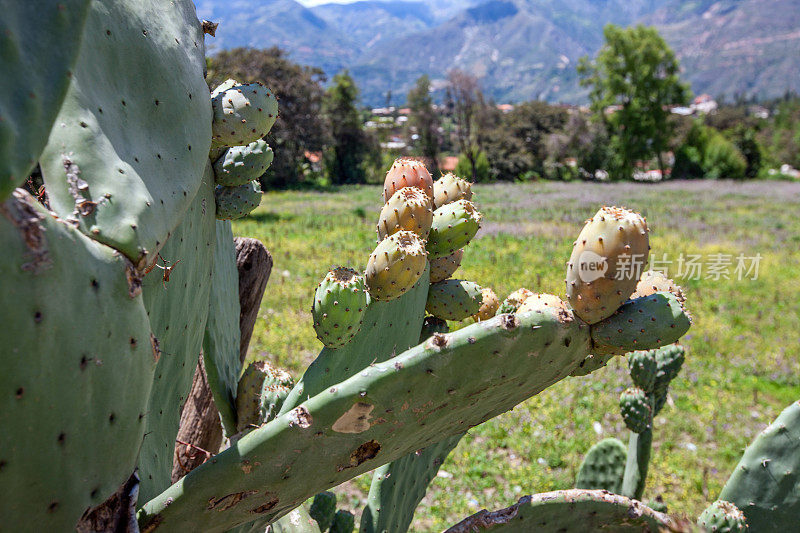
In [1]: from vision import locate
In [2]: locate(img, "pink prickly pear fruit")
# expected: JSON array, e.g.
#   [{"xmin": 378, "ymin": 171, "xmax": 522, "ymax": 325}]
[{"xmin": 383, "ymin": 158, "xmax": 434, "ymax": 204}]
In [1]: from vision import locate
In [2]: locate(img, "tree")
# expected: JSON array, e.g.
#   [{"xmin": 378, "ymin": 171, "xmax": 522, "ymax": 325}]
[
  {"xmin": 322, "ymin": 71, "xmax": 372, "ymax": 184},
  {"xmin": 406, "ymin": 75, "xmax": 441, "ymax": 176},
  {"xmin": 447, "ymin": 69, "xmax": 487, "ymax": 182},
  {"xmin": 578, "ymin": 25, "xmax": 691, "ymax": 179},
  {"xmin": 207, "ymin": 47, "xmax": 328, "ymax": 188}
]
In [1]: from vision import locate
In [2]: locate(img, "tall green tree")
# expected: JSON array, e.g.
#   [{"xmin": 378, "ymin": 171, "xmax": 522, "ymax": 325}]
[
  {"xmin": 322, "ymin": 71, "xmax": 372, "ymax": 184},
  {"xmin": 447, "ymin": 69, "xmax": 487, "ymax": 182},
  {"xmin": 407, "ymin": 75, "xmax": 441, "ymax": 176},
  {"xmin": 578, "ymin": 25, "xmax": 691, "ymax": 179},
  {"xmin": 207, "ymin": 47, "xmax": 328, "ymax": 188}
]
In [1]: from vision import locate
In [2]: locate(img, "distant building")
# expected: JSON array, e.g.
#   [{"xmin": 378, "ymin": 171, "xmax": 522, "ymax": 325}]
[
  {"xmin": 692, "ymin": 94, "xmax": 718, "ymax": 114},
  {"xmin": 496, "ymin": 104, "xmax": 514, "ymax": 113}
]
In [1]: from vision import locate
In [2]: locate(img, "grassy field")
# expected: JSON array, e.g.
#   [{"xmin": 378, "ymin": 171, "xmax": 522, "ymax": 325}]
[{"xmin": 232, "ymin": 180, "xmax": 800, "ymax": 530}]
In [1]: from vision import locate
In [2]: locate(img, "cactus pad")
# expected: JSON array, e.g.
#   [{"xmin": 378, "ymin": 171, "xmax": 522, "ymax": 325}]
[
  {"xmin": 433, "ymin": 172, "xmax": 473, "ymax": 209},
  {"xmin": 698, "ymin": 500, "xmax": 748, "ymax": 533},
  {"xmin": 309, "ymin": 491, "xmax": 337, "ymax": 531},
  {"xmin": 575, "ymin": 438, "xmax": 628, "ymax": 493},
  {"xmin": 628, "ymin": 350, "xmax": 658, "ymax": 393},
  {"xmin": 426, "ymin": 279, "xmax": 483, "ymax": 321},
  {"xmin": 260, "ymin": 365, "xmax": 294, "ymax": 426},
  {"xmin": 429, "ymin": 249, "xmax": 463, "ymax": 283},
  {"xmin": 215, "ymin": 181, "xmax": 263, "ymax": 221},
  {"xmin": 312, "ymin": 267, "xmax": 368, "ymax": 349},
  {"xmin": 383, "ymin": 158, "xmax": 434, "ymax": 203},
  {"xmin": 619, "ymin": 387, "xmax": 652, "ymax": 434},
  {"xmin": 366, "ymin": 231, "xmax": 428, "ymax": 301},
  {"xmin": 420, "ymin": 315, "xmax": 449, "ymax": 342},
  {"xmin": 377, "ymin": 186, "xmax": 433, "ymax": 241},
  {"xmin": 39, "ymin": 0, "xmax": 211, "ymax": 267},
  {"xmin": 426, "ymin": 200, "xmax": 482, "ymax": 258},
  {"xmin": 211, "ymin": 82, "xmax": 279, "ymax": 149},
  {"xmin": 473, "ymin": 287, "xmax": 500, "ymax": 321},
  {"xmin": 652, "ymin": 344, "xmax": 686, "ymax": 415},
  {"xmin": 213, "ymin": 140, "xmax": 274, "ymax": 187},
  {"xmin": 330, "ymin": 510, "xmax": 356, "ymax": 533}
]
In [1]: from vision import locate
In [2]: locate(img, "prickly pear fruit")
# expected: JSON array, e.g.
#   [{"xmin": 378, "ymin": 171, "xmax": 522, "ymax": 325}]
[
  {"xmin": 420, "ymin": 315, "xmax": 448, "ymax": 343},
  {"xmin": 698, "ymin": 500, "xmax": 748, "ymax": 533},
  {"xmin": 377, "ymin": 186, "xmax": 433, "ymax": 241},
  {"xmin": 426, "ymin": 279, "xmax": 483, "ymax": 321},
  {"xmin": 429, "ymin": 249, "xmax": 463, "ymax": 283},
  {"xmin": 590, "ymin": 292, "xmax": 691, "ymax": 353},
  {"xmin": 566, "ymin": 206, "xmax": 650, "ymax": 324},
  {"xmin": 213, "ymin": 139, "xmax": 274, "ymax": 187},
  {"xmin": 619, "ymin": 387, "xmax": 652, "ymax": 434},
  {"xmin": 628, "ymin": 350, "xmax": 657, "ymax": 393},
  {"xmin": 309, "ymin": 491, "xmax": 337, "ymax": 530},
  {"xmin": 517, "ymin": 293, "xmax": 568, "ymax": 315},
  {"xmin": 631, "ymin": 270, "xmax": 685, "ymax": 302},
  {"xmin": 236, "ymin": 361, "xmax": 293, "ymax": 432},
  {"xmin": 433, "ymin": 172, "xmax": 473, "ymax": 208},
  {"xmin": 215, "ymin": 181, "xmax": 262, "ymax": 220},
  {"xmin": 330, "ymin": 510, "xmax": 355, "ymax": 533},
  {"xmin": 260, "ymin": 365, "xmax": 294, "ymax": 425},
  {"xmin": 496, "ymin": 288, "xmax": 534, "ymax": 315},
  {"xmin": 211, "ymin": 81, "xmax": 279, "ymax": 149},
  {"xmin": 366, "ymin": 231, "xmax": 427, "ymax": 301},
  {"xmin": 311, "ymin": 267, "xmax": 368, "ymax": 349},
  {"xmin": 576, "ymin": 438, "xmax": 627, "ymax": 493},
  {"xmin": 426, "ymin": 200, "xmax": 482, "ymax": 258},
  {"xmin": 472, "ymin": 287, "xmax": 500, "ymax": 321},
  {"xmin": 653, "ymin": 344, "xmax": 685, "ymax": 415},
  {"xmin": 383, "ymin": 158, "xmax": 434, "ymax": 203}
]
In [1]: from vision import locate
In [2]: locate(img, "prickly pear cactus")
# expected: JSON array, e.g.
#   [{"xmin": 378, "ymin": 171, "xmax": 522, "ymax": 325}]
[
  {"xmin": 365, "ymin": 231, "xmax": 428, "ymax": 301},
  {"xmin": 330, "ymin": 510, "xmax": 355, "ymax": 533},
  {"xmin": 619, "ymin": 387, "xmax": 653, "ymax": 433},
  {"xmin": 698, "ymin": 500, "xmax": 748, "ymax": 533},
  {"xmin": 426, "ymin": 200, "xmax": 482, "ymax": 258},
  {"xmin": 377, "ymin": 186, "xmax": 433, "ymax": 241},
  {"xmin": 309, "ymin": 491, "xmax": 337, "ymax": 531},
  {"xmin": 311, "ymin": 267, "xmax": 368, "ymax": 349},
  {"xmin": 628, "ymin": 350, "xmax": 657, "ymax": 393},
  {"xmin": 575, "ymin": 438, "xmax": 627, "ymax": 493},
  {"xmin": 433, "ymin": 172, "xmax": 473, "ymax": 208},
  {"xmin": 426, "ymin": 279, "xmax": 483, "ymax": 321},
  {"xmin": 213, "ymin": 140, "xmax": 274, "ymax": 187}
]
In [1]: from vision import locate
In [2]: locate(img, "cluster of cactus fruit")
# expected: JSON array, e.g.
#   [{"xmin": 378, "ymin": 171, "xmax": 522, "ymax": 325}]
[{"xmin": 2, "ymin": 2, "xmax": 798, "ymax": 532}]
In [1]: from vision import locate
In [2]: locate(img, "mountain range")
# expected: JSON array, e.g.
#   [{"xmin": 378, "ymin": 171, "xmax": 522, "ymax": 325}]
[{"xmin": 196, "ymin": 0, "xmax": 800, "ymax": 105}]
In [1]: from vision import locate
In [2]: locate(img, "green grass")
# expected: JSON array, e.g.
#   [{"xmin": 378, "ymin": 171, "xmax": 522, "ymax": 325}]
[{"xmin": 232, "ymin": 180, "xmax": 800, "ymax": 530}]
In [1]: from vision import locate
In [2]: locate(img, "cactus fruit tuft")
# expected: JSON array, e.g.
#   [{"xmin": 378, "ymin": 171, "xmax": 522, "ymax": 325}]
[
  {"xmin": 426, "ymin": 279, "xmax": 484, "ymax": 321},
  {"xmin": 497, "ymin": 288, "xmax": 534, "ymax": 315},
  {"xmin": 472, "ymin": 287, "xmax": 500, "ymax": 321},
  {"xmin": 309, "ymin": 491, "xmax": 337, "ymax": 531},
  {"xmin": 429, "ymin": 249, "xmax": 463, "ymax": 283},
  {"xmin": 215, "ymin": 181, "xmax": 262, "ymax": 220},
  {"xmin": 211, "ymin": 81, "xmax": 279, "ymax": 149},
  {"xmin": 426, "ymin": 200, "xmax": 482, "ymax": 258},
  {"xmin": 565, "ymin": 206, "xmax": 650, "ymax": 324},
  {"xmin": 383, "ymin": 158, "xmax": 434, "ymax": 203},
  {"xmin": 576, "ymin": 438, "xmax": 628, "ymax": 493},
  {"xmin": 366, "ymin": 231, "xmax": 428, "ymax": 301},
  {"xmin": 619, "ymin": 387, "xmax": 652, "ymax": 434},
  {"xmin": 698, "ymin": 500, "xmax": 748, "ymax": 533},
  {"xmin": 628, "ymin": 350, "xmax": 658, "ymax": 393},
  {"xmin": 330, "ymin": 510, "xmax": 356, "ymax": 533},
  {"xmin": 213, "ymin": 139, "xmax": 274, "ymax": 187},
  {"xmin": 377, "ymin": 186, "xmax": 433, "ymax": 241},
  {"xmin": 433, "ymin": 172, "xmax": 473, "ymax": 208},
  {"xmin": 311, "ymin": 267, "xmax": 368, "ymax": 349}
]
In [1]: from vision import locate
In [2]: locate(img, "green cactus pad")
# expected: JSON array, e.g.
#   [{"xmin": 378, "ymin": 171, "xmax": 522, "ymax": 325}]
[
  {"xmin": 266, "ymin": 505, "xmax": 322, "ymax": 533},
  {"xmin": 0, "ymin": 190, "xmax": 156, "ymax": 530},
  {"xmin": 361, "ymin": 434, "xmax": 464, "ymax": 533},
  {"xmin": 203, "ymin": 221, "xmax": 242, "ymax": 436},
  {"xmin": 309, "ymin": 491, "xmax": 337, "ymax": 531},
  {"xmin": 426, "ymin": 199, "xmax": 482, "ymax": 258},
  {"xmin": 237, "ymin": 362, "xmax": 273, "ymax": 433},
  {"xmin": 0, "ymin": 0, "xmax": 91, "ymax": 200},
  {"xmin": 621, "ymin": 428, "xmax": 653, "ymax": 500},
  {"xmin": 138, "ymin": 307, "xmax": 592, "ymax": 531},
  {"xmin": 213, "ymin": 140, "xmax": 274, "ymax": 187},
  {"xmin": 215, "ymin": 181, "xmax": 263, "ymax": 221},
  {"xmin": 39, "ymin": 0, "xmax": 211, "ymax": 267},
  {"xmin": 433, "ymin": 172, "xmax": 473, "ymax": 209},
  {"xmin": 365, "ymin": 231, "xmax": 428, "ymax": 302},
  {"xmin": 445, "ymin": 490, "xmax": 682, "ymax": 532},
  {"xmin": 312, "ymin": 267, "xmax": 368, "ymax": 349},
  {"xmin": 575, "ymin": 438, "xmax": 627, "ymax": 493},
  {"xmin": 138, "ymin": 167, "xmax": 216, "ymax": 503},
  {"xmin": 211, "ymin": 82, "xmax": 279, "ymax": 149},
  {"xmin": 698, "ymin": 500, "xmax": 748, "ymax": 533},
  {"xmin": 426, "ymin": 279, "xmax": 483, "ymax": 321},
  {"xmin": 420, "ymin": 315, "xmax": 449, "ymax": 343},
  {"xmin": 718, "ymin": 400, "xmax": 800, "ymax": 531},
  {"xmin": 590, "ymin": 292, "xmax": 692, "ymax": 353},
  {"xmin": 628, "ymin": 350, "xmax": 657, "ymax": 393},
  {"xmin": 260, "ymin": 365, "xmax": 294, "ymax": 426},
  {"xmin": 330, "ymin": 510, "xmax": 356, "ymax": 533},
  {"xmin": 619, "ymin": 387, "xmax": 652, "ymax": 434}
]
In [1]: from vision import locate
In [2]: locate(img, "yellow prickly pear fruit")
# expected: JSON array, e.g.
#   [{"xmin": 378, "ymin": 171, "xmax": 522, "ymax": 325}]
[
  {"xmin": 517, "ymin": 293, "xmax": 568, "ymax": 314},
  {"xmin": 377, "ymin": 186, "xmax": 433, "ymax": 241},
  {"xmin": 565, "ymin": 206, "xmax": 650, "ymax": 324},
  {"xmin": 631, "ymin": 270, "xmax": 685, "ymax": 302},
  {"xmin": 429, "ymin": 249, "xmax": 463, "ymax": 283},
  {"xmin": 433, "ymin": 172, "xmax": 473, "ymax": 208},
  {"xmin": 365, "ymin": 231, "xmax": 428, "ymax": 301},
  {"xmin": 496, "ymin": 288, "xmax": 534, "ymax": 315},
  {"xmin": 383, "ymin": 158, "xmax": 434, "ymax": 203},
  {"xmin": 472, "ymin": 287, "xmax": 500, "ymax": 321}
]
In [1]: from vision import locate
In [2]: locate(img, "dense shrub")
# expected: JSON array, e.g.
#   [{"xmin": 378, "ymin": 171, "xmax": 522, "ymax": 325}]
[{"xmin": 674, "ymin": 121, "xmax": 746, "ymax": 179}]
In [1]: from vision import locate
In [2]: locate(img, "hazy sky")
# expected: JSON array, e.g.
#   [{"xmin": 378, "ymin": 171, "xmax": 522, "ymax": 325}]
[{"xmin": 296, "ymin": 0, "xmax": 364, "ymax": 5}]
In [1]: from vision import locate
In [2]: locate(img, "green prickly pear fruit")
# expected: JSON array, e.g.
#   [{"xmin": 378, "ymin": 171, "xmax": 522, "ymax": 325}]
[
  {"xmin": 472, "ymin": 287, "xmax": 500, "ymax": 321},
  {"xmin": 517, "ymin": 293, "xmax": 568, "ymax": 315},
  {"xmin": 652, "ymin": 344, "xmax": 685, "ymax": 415},
  {"xmin": 383, "ymin": 158, "xmax": 434, "ymax": 203},
  {"xmin": 212, "ymin": 139, "xmax": 274, "ymax": 187},
  {"xmin": 426, "ymin": 279, "xmax": 483, "ymax": 321},
  {"xmin": 426, "ymin": 199, "xmax": 482, "ymax": 258},
  {"xmin": 311, "ymin": 267, "xmax": 368, "ymax": 349},
  {"xmin": 496, "ymin": 288, "xmax": 534, "ymax": 315},
  {"xmin": 309, "ymin": 491, "xmax": 337, "ymax": 531},
  {"xmin": 628, "ymin": 350, "xmax": 657, "ymax": 393},
  {"xmin": 211, "ymin": 81, "xmax": 279, "ymax": 149},
  {"xmin": 260, "ymin": 365, "xmax": 294, "ymax": 425},
  {"xmin": 215, "ymin": 181, "xmax": 262, "ymax": 220},
  {"xmin": 429, "ymin": 248, "xmax": 463, "ymax": 283},
  {"xmin": 566, "ymin": 206, "xmax": 650, "ymax": 324},
  {"xmin": 420, "ymin": 315, "xmax": 449, "ymax": 343},
  {"xmin": 698, "ymin": 500, "xmax": 748, "ymax": 533},
  {"xmin": 631, "ymin": 270, "xmax": 685, "ymax": 301},
  {"xmin": 433, "ymin": 172, "xmax": 473, "ymax": 208},
  {"xmin": 236, "ymin": 361, "xmax": 293, "ymax": 432},
  {"xmin": 619, "ymin": 387, "xmax": 652, "ymax": 434},
  {"xmin": 330, "ymin": 510, "xmax": 355, "ymax": 533},
  {"xmin": 377, "ymin": 186, "xmax": 433, "ymax": 241},
  {"xmin": 366, "ymin": 231, "xmax": 428, "ymax": 301}
]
